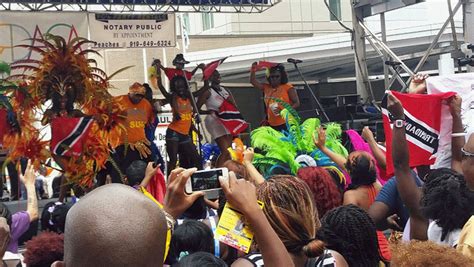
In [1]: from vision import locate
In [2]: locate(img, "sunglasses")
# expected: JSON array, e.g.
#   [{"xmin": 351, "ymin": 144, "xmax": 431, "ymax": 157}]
[
  {"xmin": 269, "ymin": 75, "xmax": 281, "ymax": 79},
  {"xmin": 462, "ymin": 147, "xmax": 474, "ymax": 159}
]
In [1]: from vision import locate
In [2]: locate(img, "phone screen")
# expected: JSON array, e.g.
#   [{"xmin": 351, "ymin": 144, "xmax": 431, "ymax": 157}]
[{"xmin": 191, "ymin": 169, "xmax": 223, "ymax": 191}]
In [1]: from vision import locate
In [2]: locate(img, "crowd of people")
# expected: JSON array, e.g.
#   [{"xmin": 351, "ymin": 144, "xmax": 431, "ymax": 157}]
[{"xmin": 1, "ymin": 48, "xmax": 474, "ymax": 267}]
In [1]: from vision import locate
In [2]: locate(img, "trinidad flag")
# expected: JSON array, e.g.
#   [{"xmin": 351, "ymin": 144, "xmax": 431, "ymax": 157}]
[
  {"xmin": 51, "ymin": 117, "xmax": 93, "ymax": 157},
  {"xmin": 203, "ymin": 57, "xmax": 228, "ymax": 80},
  {"xmin": 381, "ymin": 91, "xmax": 455, "ymax": 176},
  {"xmin": 163, "ymin": 68, "xmax": 193, "ymax": 81},
  {"xmin": 217, "ymin": 100, "xmax": 248, "ymax": 136}
]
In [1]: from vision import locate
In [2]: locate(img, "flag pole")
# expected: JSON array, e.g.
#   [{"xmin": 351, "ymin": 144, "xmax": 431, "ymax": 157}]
[{"xmin": 179, "ymin": 14, "xmax": 204, "ymax": 158}]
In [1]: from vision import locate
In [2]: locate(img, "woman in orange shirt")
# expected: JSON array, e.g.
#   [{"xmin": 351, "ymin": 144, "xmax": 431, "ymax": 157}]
[
  {"xmin": 250, "ymin": 63, "xmax": 300, "ymax": 131},
  {"xmin": 157, "ymin": 75, "xmax": 201, "ymax": 174}
]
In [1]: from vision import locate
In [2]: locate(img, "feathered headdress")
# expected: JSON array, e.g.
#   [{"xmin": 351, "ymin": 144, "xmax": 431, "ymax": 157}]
[
  {"xmin": 251, "ymin": 98, "xmax": 348, "ymax": 178},
  {"xmin": 4, "ymin": 34, "xmax": 130, "ymax": 185}
]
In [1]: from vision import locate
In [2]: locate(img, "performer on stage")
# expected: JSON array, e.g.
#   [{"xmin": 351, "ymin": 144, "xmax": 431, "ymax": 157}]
[
  {"xmin": 152, "ymin": 54, "xmax": 204, "ymax": 81},
  {"xmin": 250, "ymin": 63, "xmax": 300, "ymax": 131},
  {"xmin": 197, "ymin": 70, "xmax": 247, "ymax": 167},
  {"xmin": 106, "ymin": 82, "xmax": 155, "ymax": 183},
  {"xmin": 4, "ymin": 34, "xmax": 127, "ymax": 189},
  {"xmin": 155, "ymin": 74, "xmax": 202, "ymax": 174}
]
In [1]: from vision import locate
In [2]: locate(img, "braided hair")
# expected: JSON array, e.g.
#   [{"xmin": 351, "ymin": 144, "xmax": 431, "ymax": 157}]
[
  {"xmin": 421, "ymin": 168, "xmax": 474, "ymax": 241},
  {"xmin": 316, "ymin": 205, "xmax": 379, "ymax": 267},
  {"xmin": 256, "ymin": 175, "xmax": 325, "ymax": 258}
]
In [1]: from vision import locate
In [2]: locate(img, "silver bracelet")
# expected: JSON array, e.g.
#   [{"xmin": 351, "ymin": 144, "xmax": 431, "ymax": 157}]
[{"xmin": 452, "ymin": 132, "xmax": 465, "ymax": 137}]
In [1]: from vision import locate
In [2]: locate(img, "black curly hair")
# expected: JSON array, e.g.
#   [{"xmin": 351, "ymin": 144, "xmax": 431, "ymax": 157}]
[
  {"xmin": 421, "ymin": 168, "xmax": 474, "ymax": 241},
  {"xmin": 316, "ymin": 205, "xmax": 380, "ymax": 267},
  {"xmin": 266, "ymin": 64, "xmax": 289, "ymax": 84}
]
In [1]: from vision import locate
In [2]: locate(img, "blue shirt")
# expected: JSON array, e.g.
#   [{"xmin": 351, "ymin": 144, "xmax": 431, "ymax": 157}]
[{"xmin": 375, "ymin": 172, "xmax": 423, "ymax": 228}]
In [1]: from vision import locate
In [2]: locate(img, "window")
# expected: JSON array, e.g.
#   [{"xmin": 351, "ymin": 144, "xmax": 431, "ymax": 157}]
[
  {"xmin": 201, "ymin": 12, "xmax": 214, "ymax": 31},
  {"xmin": 329, "ymin": 0, "xmax": 342, "ymax": 21},
  {"xmin": 183, "ymin": 13, "xmax": 190, "ymax": 33}
]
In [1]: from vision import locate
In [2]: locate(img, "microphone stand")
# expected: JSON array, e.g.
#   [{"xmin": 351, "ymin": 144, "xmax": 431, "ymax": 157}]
[{"xmin": 289, "ymin": 62, "xmax": 330, "ymax": 122}]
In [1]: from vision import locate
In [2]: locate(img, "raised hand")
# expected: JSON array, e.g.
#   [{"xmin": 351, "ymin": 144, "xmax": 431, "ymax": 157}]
[
  {"xmin": 243, "ymin": 147, "xmax": 255, "ymax": 164},
  {"xmin": 447, "ymin": 94, "xmax": 462, "ymax": 116},
  {"xmin": 386, "ymin": 92, "xmax": 405, "ymax": 120},
  {"xmin": 362, "ymin": 126, "xmax": 375, "ymax": 143},
  {"xmin": 163, "ymin": 168, "xmax": 205, "ymax": 219},
  {"xmin": 408, "ymin": 73, "xmax": 429, "ymax": 94},
  {"xmin": 220, "ymin": 172, "xmax": 259, "ymax": 215},
  {"xmin": 312, "ymin": 127, "xmax": 326, "ymax": 149}
]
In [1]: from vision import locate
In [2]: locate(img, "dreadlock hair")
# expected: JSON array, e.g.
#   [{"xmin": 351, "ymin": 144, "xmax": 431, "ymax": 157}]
[
  {"xmin": 266, "ymin": 64, "xmax": 289, "ymax": 84},
  {"xmin": 345, "ymin": 151, "xmax": 377, "ymax": 190},
  {"xmin": 297, "ymin": 167, "xmax": 343, "ymax": 219},
  {"xmin": 316, "ymin": 205, "xmax": 380, "ymax": 267},
  {"xmin": 256, "ymin": 175, "xmax": 325, "ymax": 258},
  {"xmin": 421, "ymin": 168, "xmax": 474, "ymax": 241}
]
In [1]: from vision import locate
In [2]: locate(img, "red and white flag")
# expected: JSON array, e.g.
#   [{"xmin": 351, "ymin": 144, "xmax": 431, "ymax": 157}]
[
  {"xmin": 51, "ymin": 117, "xmax": 93, "ymax": 157},
  {"xmin": 203, "ymin": 57, "xmax": 228, "ymax": 80},
  {"xmin": 381, "ymin": 91, "xmax": 455, "ymax": 176},
  {"xmin": 217, "ymin": 100, "xmax": 248, "ymax": 136},
  {"xmin": 163, "ymin": 68, "xmax": 193, "ymax": 81},
  {"xmin": 252, "ymin": 61, "xmax": 279, "ymax": 72}
]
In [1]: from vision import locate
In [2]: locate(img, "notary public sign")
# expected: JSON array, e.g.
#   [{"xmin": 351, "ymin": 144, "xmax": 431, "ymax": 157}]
[{"xmin": 88, "ymin": 13, "xmax": 176, "ymax": 49}]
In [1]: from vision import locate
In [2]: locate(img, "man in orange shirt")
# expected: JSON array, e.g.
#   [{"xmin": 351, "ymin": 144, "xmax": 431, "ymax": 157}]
[{"xmin": 103, "ymin": 83, "xmax": 155, "ymax": 184}]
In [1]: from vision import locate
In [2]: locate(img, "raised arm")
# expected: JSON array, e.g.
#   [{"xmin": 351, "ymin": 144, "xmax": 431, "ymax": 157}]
[
  {"xmin": 152, "ymin": 60, "xmax": 172, "ymax": 100},
  {"xmin": 448, "ymin": 95, "xmax": 464, "ymax": 174},
  {"xmin": 287, "ymin": 87, "xmax": 300, "ymax": 109},
  {"xmin": 192, "ymin": 79, "xmax": 210, "ymax": 98},
  {"xmin": 222, "ymin": 173, "xmax": 294, "ymax": 267},
  {"xmin": 139, "ymin": 162, "xmax": 160, "ymax": 188},
  {"xmin": 250, "ymin": 62, "xmax": 264, "ymax": 91},
  {"xmin": 196, "ymin": 86, "xmax": 213, "ymax": 115},
  {"xmin": 362, "ymin": 126, "xmax": 387, "ymax": 169},
  {"xmin": 313, "ymin": 127, "xmax": 348, "ymax": 171},
  {"xmin": 243, "ymin": 148, "xmax": 265, "ymax": 186},
  {"xmin": 19, "ymin": 160, "xmax": 38, "ymax": 222},
  {"xmin": 408, "ymin": 73, "xmax": 429, "ymax": 94},
  {"xmin": 190, "ymin": 63, "xmax": 205, "ymax": 76},
  {"xmin": 387, "ymin": 92, "xmax": 428, "ymax": 240}
]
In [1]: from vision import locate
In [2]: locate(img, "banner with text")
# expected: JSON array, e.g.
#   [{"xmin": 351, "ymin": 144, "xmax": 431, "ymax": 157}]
[
  {"xmin": 88, "ymin": 13, "xmax": 176, "ymax": 49},
  {"xmin": 0, "ymin": 11, "xmax": 88, "ymax": 63}
]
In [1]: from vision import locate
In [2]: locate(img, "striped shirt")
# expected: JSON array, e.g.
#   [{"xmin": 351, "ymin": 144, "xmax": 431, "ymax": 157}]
[{"xmin": 243, "ymin": 250, "xmax": 336, "ymax": 267}]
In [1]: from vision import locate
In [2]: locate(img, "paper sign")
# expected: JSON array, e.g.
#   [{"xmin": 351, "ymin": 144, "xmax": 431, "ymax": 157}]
[
  {"xmin": 215, "ymin": 201, "xmax": 264, "ymax": 253},
  {"xmin": 88, "ymin": 13, "xmax": 176, "ymax": 49}
]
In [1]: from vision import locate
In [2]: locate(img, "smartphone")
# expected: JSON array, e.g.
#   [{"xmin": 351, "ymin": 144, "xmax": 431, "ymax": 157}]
[{"xmin": 185, "ymin": 168, "xmax": 229, "ymax": 199}]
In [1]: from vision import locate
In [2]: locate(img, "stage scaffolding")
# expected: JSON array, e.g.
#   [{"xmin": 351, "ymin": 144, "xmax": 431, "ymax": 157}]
[{"xmin": 0, "ymin": 0, "xmax": 281, "ymax": 13}]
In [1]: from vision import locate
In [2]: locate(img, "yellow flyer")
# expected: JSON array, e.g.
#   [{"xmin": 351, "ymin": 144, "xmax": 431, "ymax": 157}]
[{"xmin": 214, "ymin": 201, "xmax": 264, "ymax": 253}]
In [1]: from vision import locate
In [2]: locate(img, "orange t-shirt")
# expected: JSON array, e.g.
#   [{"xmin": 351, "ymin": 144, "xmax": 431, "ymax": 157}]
[
  {"xmin": 116, "ymin": 95, "xmax": 154, "ymax": 144},
  {"xmin": 263, "ymin": 83, "xmax": 293, "ymax": 126},
  {"xmin": 168, "ymin": 97, "xmax": 193, "ymax": 135}
]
